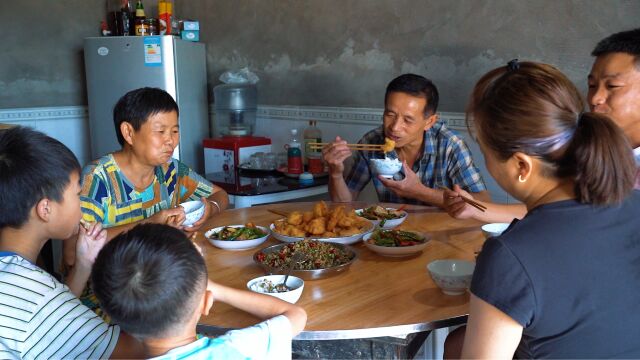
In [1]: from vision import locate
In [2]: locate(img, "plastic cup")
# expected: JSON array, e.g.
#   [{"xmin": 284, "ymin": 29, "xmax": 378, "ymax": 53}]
[
  {"xmin": 265, "ymin": 153, "xmax": 277, "ymax": 170},
  {"xmin": 277, "ymin": 152, "xmax": 288, "ymax": 169},
  {"xmin": 250, "ymin": 153, "xmax": 263, "ymax": 169}
]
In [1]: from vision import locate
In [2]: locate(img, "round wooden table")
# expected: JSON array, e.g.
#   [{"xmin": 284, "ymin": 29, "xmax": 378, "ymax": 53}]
[{"xmin": 194, "ymin": 202, "xmax": 486, "ymax": 340}]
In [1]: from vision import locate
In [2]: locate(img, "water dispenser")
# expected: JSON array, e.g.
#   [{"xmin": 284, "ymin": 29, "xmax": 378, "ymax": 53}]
[{"xmin": 212, "ymin": 83, "xmax": 257, "ymax": 137}]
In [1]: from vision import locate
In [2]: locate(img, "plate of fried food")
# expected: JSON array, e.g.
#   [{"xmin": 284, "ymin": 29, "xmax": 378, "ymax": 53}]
[
  {"xmin": 205, "ymin": 223, "xmax": 270, "ymax": 251},
  {"xmin": 355, "ymin": 205, "xmax": 408, "ymax": 229},
  {"xmin": 254, "ymin": 239, "xmax": 357, "ymax": 280},
  {"xmin": 362, "ymin": 229, "xmax": 431, "ymax": 257},
  {"xmin": 271, "ymin": 201, "xmax": 374, "ymax": 245}
]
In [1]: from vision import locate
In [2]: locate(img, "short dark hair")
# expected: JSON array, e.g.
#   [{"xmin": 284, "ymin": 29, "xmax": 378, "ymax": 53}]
[
  {"xmin": 91, "ymin": 223, "xmax": 207, "ymax": 338},
  {"xmin": 0, "ymin": 126, "xmax": 80, "ymax": 229},
  {"xmin": 384, "ymin": 74, "xmax": 439, "ymax": 116},
  {"xmin": 468, "ymin": 61, "xmax": 635, "ymax": 206},
  {"xmin": 113, "ymin": 87, "xmax": 179, "ymax": 146},
  {"xmin": 591, "ymin": 28, "xmax": 640, "ymax": 68}
]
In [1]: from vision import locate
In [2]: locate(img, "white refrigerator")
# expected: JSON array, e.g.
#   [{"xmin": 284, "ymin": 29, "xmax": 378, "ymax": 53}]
[{"xmin": 84, "ymin": 35, "xmax": 209, "ymax": 172}]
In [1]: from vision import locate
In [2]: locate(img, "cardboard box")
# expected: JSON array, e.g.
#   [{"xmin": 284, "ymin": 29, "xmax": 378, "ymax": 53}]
[
  {"xmin": 181, "ymin": 20, "xmax": 200, "ymax": 31},
  {"xmin": 181, "ymin": 30, "xmax": 199, "ymax": 42}
]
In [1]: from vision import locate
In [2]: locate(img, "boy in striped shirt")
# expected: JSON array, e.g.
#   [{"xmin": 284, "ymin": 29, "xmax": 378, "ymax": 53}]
[{"xmin": 0, "ymin": 127, "xmax": 140, "ymax": 359}]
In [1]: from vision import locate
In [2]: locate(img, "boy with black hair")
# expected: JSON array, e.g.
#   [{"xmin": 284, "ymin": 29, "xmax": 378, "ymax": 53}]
[
  {"xmin": 91, "ymin": 223, "xmax": 307, "ymax": 359},
  {"xmin": 0, "ymin": 126, "xmax": 140, "ymax": 358}
]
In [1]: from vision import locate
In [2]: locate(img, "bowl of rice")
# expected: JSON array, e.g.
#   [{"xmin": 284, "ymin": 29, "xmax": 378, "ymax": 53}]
[
  {"xmin": 247, "ymin": 275, "xmax": 304, "ymax": 304},
  {"xmin": 369, "ymin": 158, "xmax": 402, "ymax": 179}
]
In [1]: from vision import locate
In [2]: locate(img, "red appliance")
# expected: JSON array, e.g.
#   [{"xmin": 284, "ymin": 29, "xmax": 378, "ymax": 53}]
[{"xmin": 203, "ymin": 135, "xmax": 271, "ymax": 174}]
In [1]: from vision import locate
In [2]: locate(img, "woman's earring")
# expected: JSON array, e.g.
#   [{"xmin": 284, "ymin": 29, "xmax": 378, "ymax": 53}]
[{"xmin": 518, "ymin": 174, "xmax": 526, "ymax": 183}]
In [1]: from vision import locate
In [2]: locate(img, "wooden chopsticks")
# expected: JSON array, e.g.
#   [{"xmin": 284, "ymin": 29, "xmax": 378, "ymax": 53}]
[
  {"xmin": 171, "ymin": 174, "xmax": 181, "ymax": 208},
  {"xmin": 268, "ymin": 209, "xmax": 290, "ymax": 217},
  {"xmin": 308, "ymin": 142, "xmax": 385, "ymax": 151},
  {"xmin": 79, "ymin": 219, "xmax": 92, "ymax": 231},
  {"xmin": 440, "ymin": 186, "xmax": 487, "ymax": 212},
  {"xmin": 167, "ymin": 174, "xmax": 181, "ymax": 224}
]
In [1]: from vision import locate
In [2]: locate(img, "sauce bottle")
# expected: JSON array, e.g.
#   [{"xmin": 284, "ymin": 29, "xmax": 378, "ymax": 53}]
[
  {"xmin": 119, "ymin": 0, "xmax": 132, "ymax": 36},
  {"xmin": 158, "ymin": 0, "xmax": 169, "ymax": 35},
  {"xmin": 134, "ymin": 0, "xmax": 147, "ymax": 36},
  {"xmin": 166, "ymin": 0, "xmax": 174, "ymax": 35},
  {"xmin": 101, "ymin": 20, "xmax": 112, "ymax": 36}
]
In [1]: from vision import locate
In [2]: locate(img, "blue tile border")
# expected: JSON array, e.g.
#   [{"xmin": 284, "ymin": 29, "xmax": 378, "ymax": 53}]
[{"xmin": 0, "ymin": 105, "xmax": 466, "ymax": 130}]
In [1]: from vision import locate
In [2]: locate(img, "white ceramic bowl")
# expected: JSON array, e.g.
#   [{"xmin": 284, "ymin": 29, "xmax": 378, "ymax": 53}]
[
  {"xmin": 180, "ymin": 200, "xmax": 205, "ymax": 227},
  {"xmin": 355, "ymin": 208, "xmax": 408, "ymax": 229},
  {"xmin": 427, "ymin": 259, "xmax": 475, "ymax": 295},
  {"xmin": 369, "ymin": 158, "xmax": 402, "ymax": 179},
  {"xmin": 205, "ymin": 225, "xmax": 270, "ymax": 251},
  {"xmin": 247, "ymin": 275, "xmax": 304, "ymax": 304},
  {"xmin": 269, "ymin": 222, "xmax": 374, "ymax": 245},
  {"xmin": 481, "ymin": 223, "xmax": 510, "ymax": 239},
  {"xmin": 362, "ymin": 231, "xmax": 430, "ymax": 257}
]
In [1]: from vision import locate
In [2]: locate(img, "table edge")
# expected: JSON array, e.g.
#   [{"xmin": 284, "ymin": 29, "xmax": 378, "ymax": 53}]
[{"xmin": 196, "ymin": 314, "xmax": 468, "ymax": 340}]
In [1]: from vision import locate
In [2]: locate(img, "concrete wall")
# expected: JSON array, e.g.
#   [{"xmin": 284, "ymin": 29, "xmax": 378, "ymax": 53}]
[
  {"xmin": 1, "ymin": 1, "xmax": 639, "ymax": 110},
  {"xmin": 181, "ymin": 0, "xmax": 640, "ymax": 111},
  {"xmin": 0, "ymin": 1, "xmax": 103, "ymax": 108}
]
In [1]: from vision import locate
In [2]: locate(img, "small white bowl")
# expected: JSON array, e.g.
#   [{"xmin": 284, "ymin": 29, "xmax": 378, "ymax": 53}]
[
  {"xmin": 355, "ymin": 208, "xmax": 408, "ymax": 229},
  {"xmin": 205, "ymin": 225, "xmax": 270, "ymax": 251},
  {"xmin": 481, "ymin": 223, "xmax": 510, "ymax": 239},
  {"xmin": 247, "ymin": 275, "xmax": 304, "ymax": 304},
  {"xmin": 179, "ymin": 200, "xmax": 206, "ymax": 227},
  {"xmin": 427, "ymin": 259, "xmax": 475, "ymax": 295},
  {"xmin": 369, "ymin": 158, "xmax": 402, "ymax": 179}
]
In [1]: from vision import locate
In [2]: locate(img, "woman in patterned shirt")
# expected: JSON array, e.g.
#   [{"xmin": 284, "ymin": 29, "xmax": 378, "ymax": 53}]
[{"xmin": 63, "ymin": 87, "xmax": 228, "ymax": 318}]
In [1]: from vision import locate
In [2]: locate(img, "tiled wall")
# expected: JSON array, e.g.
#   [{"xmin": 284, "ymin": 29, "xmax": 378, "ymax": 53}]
[
  {"xmin": 254, "ymin": 105, "xmax": 515, "ymax": 204},
  {"xmin": 0, "ymin": 105, "xmax": 516, "ymax": 204},
  {"xmin": 0, "ymin": 107, "xmax": 91, "ymax": 166}
]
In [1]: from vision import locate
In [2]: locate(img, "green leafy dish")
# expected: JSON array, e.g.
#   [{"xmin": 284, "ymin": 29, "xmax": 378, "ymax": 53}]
[
  {"xmin": 357, "ymin": 206, "xmax": 405, "ymax": 221},
  {"xmin": 212, "ymin": 224, "xmax": 267, "ymax": 241},
  {"xmin": 366, "ymin": 229, "xmax": 426, "ymax": 247}
]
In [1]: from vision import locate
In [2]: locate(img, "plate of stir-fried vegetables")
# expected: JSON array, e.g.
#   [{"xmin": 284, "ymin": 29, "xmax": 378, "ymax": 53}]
[
  {"xmin": 355, "ymin": 206, "xmax": 407, "ymax": 229},
  {"xmin": 205, "ymin": 223, "xmax": 270, "ymax": 251},
  {"xmin": 362, "ymin": 229, "xmax": 430, "ymax": 257},
  {"xmin": 254, "ymin": 239, "xmax": 357, "ymax": 280}
]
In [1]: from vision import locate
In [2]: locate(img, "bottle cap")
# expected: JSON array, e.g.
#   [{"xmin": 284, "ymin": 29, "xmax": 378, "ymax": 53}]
[
  {"xmin": 291, "ymin": 129, "xmax": 298, "ymax": 135},
  {"xmin": 299, "ymin": 172, "xmax": 314, "ymax": 185}
]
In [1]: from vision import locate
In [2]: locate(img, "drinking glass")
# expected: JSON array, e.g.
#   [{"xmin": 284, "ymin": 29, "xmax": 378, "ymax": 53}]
[
  {"xmin": 277, "ymin": 152, "xmax": 288, "ymax": 169},
  {"xmin": 264, "ymin": 153, "xmax": 277, "ymax": 170},
  {"xmin": 250, "ymin": 153, "xmax": 263, "ymax": 169}
]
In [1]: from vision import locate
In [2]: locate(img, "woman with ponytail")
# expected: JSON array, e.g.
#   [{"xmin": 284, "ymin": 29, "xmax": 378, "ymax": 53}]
[{"xmin": 457, "ymin": 61, "xmax": 640, "ymax": 358}]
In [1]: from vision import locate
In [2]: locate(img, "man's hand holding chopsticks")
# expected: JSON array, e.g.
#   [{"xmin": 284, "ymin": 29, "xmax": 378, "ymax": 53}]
[{"xmin": 322, "ymin": 136, "xmax": 352, "ymax": 176}]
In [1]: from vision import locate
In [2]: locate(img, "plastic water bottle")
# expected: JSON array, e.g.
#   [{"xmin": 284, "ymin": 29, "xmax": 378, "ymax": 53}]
[{"xmin": 287, "ymin": 129, "xmax": 303, "ymax": 174}]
